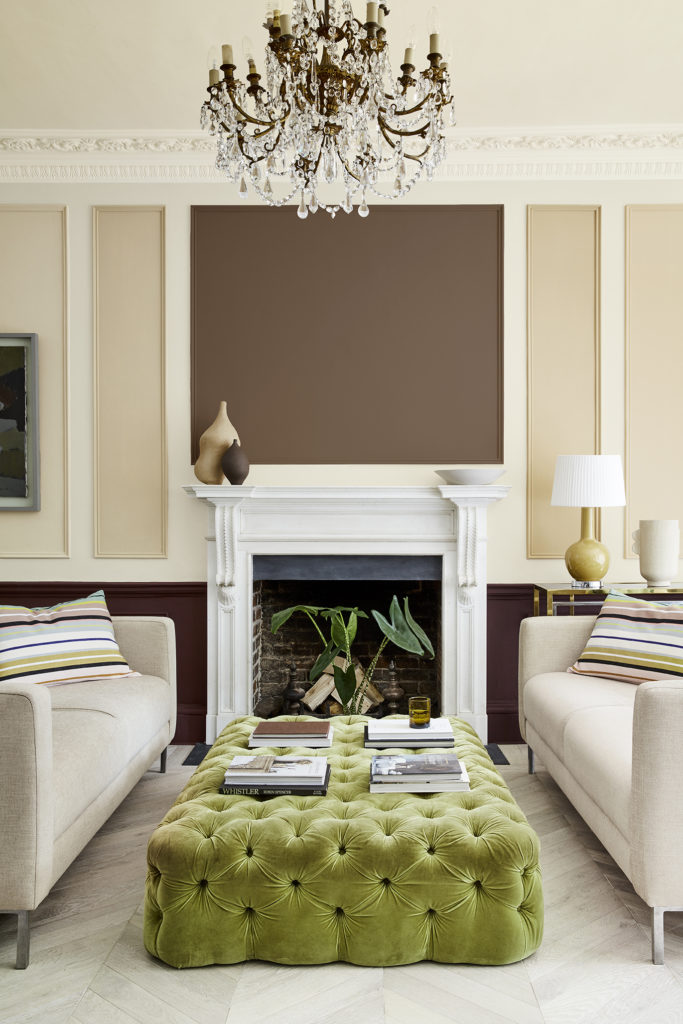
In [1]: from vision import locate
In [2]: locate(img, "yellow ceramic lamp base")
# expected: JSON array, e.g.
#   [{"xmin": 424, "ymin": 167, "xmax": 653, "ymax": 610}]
[{"xmin": 565, "ymin": 507, "xmax": 609, "ymax": 586}]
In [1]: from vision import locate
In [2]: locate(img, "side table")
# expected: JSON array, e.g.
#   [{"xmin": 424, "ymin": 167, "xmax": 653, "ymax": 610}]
[{"xmin": 533, "ymin": 582, "xmax": 683, "ymax": 616}]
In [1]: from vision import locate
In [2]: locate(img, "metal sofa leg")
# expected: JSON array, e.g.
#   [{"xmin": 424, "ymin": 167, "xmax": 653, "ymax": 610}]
[
  {"xmin": 651, "ymin": 906, "xmax": 683, "ymax": 964},
  {"xmin": 528, "ymin": 746, "xmax": 535, "ymax": 774},
  {"xmin": 652, "ymin": 907, "xmax": 665, "ymax": 965},
  {"xmin": 160, "ymin": 747, "xmax": 167, "ymax": 774},
  {"xmin": 16, "ymin": 911, "xmax": 30, "ymax": 969}
]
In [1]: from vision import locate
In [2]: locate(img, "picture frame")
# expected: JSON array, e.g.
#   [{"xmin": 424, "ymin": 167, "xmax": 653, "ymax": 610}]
[{"xmin": 0, "ymin": 333, "xmax": 40, "ymax": 511}]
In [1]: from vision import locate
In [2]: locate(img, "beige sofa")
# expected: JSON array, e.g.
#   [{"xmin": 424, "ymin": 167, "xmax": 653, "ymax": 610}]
[
  {"xmin": 0, "ymin": 616, "xmax": 176, "ymax": 969},
  {"xmin": 519, "ymin": 614, "xmax": 683, "ymax": 964}
]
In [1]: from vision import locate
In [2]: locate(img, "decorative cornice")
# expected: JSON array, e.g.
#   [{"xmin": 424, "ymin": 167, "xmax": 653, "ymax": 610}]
[
  {"xmin": 2, "ymin": 127, "xmax": 683, "ymax": 182},
  {"xmin": 0, "ymin": 134, "xmax": 214, "ymax": 154},
  {"xmin": 447, "ymin": 129, "xmax": 683, "ymax": 151}
]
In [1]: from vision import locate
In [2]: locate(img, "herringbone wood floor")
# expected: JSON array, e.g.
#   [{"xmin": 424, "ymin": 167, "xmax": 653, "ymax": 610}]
[{"xmin": 1, "ymin": 745, "xmax": 682, "ymax": 1024}]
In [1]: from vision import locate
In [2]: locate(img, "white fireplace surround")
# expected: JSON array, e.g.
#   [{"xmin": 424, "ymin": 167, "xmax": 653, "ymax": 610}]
[{"xmin": 185, "ymin": 485, "xmax": 509, "ymax": 744}]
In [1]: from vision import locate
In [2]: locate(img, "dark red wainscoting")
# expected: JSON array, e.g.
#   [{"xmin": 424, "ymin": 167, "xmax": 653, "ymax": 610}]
[
  {"xmin": 0, "ymin": 582, "xmax": 207, "ymax": 744},
  {"xmin": 487, "ymin": 584, "xmax": 535, "ymax": 743},
  {"xmin": 0, "ymin": 582, "xmax": 534, "ymax": 744}
]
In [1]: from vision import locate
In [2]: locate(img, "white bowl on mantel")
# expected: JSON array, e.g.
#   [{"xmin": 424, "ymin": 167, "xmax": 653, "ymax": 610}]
[{"xmin": 436, "ymin": 468, "xmax": 506, "ymax": 486}]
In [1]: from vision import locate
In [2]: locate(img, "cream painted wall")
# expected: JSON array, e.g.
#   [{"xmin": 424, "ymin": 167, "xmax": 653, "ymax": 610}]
[
  {"xmin": 1, "ymin": 177, "xmax": 682, "ymax": 584},
  {"xmin": 2, "ymin": 0, "xmax": 683, "ymax": 128}
]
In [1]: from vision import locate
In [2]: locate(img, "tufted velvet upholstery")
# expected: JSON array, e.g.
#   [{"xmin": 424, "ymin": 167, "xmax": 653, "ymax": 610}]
[{"xmin": 144, "ymin": 716, "xmax": 543, "ymax": 968}]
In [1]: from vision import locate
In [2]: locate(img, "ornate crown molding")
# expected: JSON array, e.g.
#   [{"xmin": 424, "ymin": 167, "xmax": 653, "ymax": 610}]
[
  {"xmin": 2, "ymin": 126, "xmax": 683, "ymax": 182},
  {"xmin": 446, "ymin": 128, "xmax": 683, "ymax": 152},
  {"xmin": 0, "ymin": 134, "xmax": 214, "ymax": 154}
]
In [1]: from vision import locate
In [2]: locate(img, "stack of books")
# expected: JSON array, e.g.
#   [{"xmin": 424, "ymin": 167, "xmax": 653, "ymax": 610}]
[
  {"xmin": 364, "ymin": 717, "xmax": 455, "ymax": 748},
  {"xmin": 220, "ymin": 755, "xmax": 331, "ymax": 797},
  {"xmin": 370, "ymin": 753, "xmax": 469, "ymax": 793},
  {"xmin": 248, "ymin": 720, "xmax": 333, "ymax": 748}
]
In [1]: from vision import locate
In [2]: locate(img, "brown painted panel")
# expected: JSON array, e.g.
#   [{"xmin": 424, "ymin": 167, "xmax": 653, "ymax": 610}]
[
  {"xmin": 487, "ymin": 584, "xmax": 535, "ymax": 743},
  {"xmin": 0, "ymin": 582, "xmax": 207, "ymax": 744},
  {"xmin": 191, "ymin": 205, "xmax": 503, "ymax": 465}
]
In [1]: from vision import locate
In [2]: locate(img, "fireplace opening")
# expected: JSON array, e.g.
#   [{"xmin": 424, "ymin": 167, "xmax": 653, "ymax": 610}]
[{"xmin": 252, "ymin": 557, "xmax": 442, "ymax": 719}]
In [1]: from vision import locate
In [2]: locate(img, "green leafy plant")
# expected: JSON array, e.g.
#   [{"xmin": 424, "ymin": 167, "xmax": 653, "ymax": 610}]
[{"xmin": 271, "ymin": 596, "xmax": 434, "ymax": 715}]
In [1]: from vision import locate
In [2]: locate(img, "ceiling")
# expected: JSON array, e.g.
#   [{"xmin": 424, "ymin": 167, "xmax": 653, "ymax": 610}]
[{"xmin": 0, "ymin": 0, "xmax": 681, "ymax": 131}]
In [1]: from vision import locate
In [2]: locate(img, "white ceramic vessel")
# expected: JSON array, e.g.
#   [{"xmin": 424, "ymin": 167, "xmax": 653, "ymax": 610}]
[
  {"xmin": 436, "ymin": 468, "xmax": 505, "ymax": 486},
  {"xmin": 632, "ymin": 519, "xmax": 680, "ymax": 586}
]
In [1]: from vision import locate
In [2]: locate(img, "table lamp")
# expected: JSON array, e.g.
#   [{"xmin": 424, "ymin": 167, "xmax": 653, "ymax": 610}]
[{"xmin": 550, "ymin": 454, "xmax": 626, "ymax": 587}]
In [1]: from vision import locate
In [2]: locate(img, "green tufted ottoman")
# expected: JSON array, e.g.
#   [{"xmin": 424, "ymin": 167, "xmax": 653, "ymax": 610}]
[{"xmin": 144, "ymin": 717, "xmax": 543, "ymax": 968}]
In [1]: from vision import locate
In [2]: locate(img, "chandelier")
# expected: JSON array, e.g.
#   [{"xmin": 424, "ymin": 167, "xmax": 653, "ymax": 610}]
[{"xmin": 201, "ymin": 1, "xmax": 454, "ymax": 218}]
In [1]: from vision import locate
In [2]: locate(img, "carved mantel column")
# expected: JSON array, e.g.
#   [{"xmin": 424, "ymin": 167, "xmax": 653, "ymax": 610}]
[
  {"xmin": 203, "ymin": 489, "xmax": 254, "ymax": 741},
  {"xmin": 438, "ymin": 486, "xmax": 509, "ymax": 740}
]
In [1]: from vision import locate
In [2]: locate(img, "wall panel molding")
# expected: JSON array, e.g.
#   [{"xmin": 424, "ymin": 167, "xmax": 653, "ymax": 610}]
[
  {"xmin": 0, "ymin": 205, "xmax": 69, "ymax": 557},
  {"xmin": 93, "ymin": 206, "xmax": 167, "ymax": 558},
  {"xmin": 625, "ymin": 205, "xmax": 683, "ymax": 555},
  {"xmin": 2, "ymin": 127, "xmax": 683, "ymax": 182},
  {"xmin": 527, "ymin": 205, "xmax": 601, "ymax": 558}
]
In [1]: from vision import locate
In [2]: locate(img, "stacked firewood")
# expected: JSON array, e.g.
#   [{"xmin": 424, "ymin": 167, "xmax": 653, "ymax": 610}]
[{"xmin": 301, "ymin": 656, "xmax": 385, "ymax": 715}]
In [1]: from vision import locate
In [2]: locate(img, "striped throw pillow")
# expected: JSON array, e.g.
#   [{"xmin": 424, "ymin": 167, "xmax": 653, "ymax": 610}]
[
  {"xmin": 569, "ymin": 590, "xmax": 683, "ymax": 683},
  {"xmin": 0, "ymin": 590, "xmax": 133, "ymax": 686}
]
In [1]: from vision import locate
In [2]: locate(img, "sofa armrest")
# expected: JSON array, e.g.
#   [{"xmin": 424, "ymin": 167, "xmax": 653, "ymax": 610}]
[
  {"xmin": 113, "ymin": 617, "xmax": 177, "ymax": 737},
  {"xmin": 518, "ymin": 615, "xmax": 596, "ymax": 739},
  {"xmin": 630, "ymin": 680, "xmax": 683, "ymax": 908},
  {"xmin": 0, "ymin": 682, "xmax": 54, "ymax": 910}
]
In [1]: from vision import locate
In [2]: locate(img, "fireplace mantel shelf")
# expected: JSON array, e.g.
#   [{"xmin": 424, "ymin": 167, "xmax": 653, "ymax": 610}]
[
  {"xmin": 185, "ymin": 483, "xmax": 510, "ymax": 744},
  {"xmin": 185, "ymin": 484, "xmax": 510, "ymax": 505}
]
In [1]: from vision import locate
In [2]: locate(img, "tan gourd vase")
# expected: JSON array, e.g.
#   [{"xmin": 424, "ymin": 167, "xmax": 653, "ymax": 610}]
[{"xmin": 194, "ymin": 402, "xmax": 240, "ymax": 485}]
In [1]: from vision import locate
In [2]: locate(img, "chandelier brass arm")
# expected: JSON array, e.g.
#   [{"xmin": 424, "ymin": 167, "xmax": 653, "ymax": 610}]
[{"xmin": 201, "ymin": 0, "xmax": 455, "ymax": 217}]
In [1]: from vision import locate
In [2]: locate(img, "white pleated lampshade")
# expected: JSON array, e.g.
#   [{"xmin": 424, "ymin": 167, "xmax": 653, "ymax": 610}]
[{"xmin": 551, "ymin": 454, "xmax": 626, "ymax": 508}]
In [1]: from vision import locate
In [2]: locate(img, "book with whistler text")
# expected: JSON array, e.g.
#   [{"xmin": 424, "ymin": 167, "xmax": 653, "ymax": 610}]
[{"xmin": 220, "ymin": 755, "xmax": 330, "ymax": 797}]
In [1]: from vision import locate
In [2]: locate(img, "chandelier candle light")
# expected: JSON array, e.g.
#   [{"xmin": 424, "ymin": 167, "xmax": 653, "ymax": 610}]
[{"xmin": 201, "ymin": 2, "xmax": 454, "ymax": 218}]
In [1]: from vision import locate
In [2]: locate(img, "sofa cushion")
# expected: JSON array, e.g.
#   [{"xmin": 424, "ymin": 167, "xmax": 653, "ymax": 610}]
[
  {"xmin": 569, "ymin": 590, "xmax": 683, "ymax": 683},
  {"xmin": 0, "ymin": 590, "xmax": 132, "ymax": 686},
  {"xmin": 51, "ymin": 674, "xmax": 171, "ymax": 837},
  {"xmin": 523, "ymin": 671, "xmax": 636, "ymax": 761},
  {"xmin": 563, "ymin": 706, "xmax": 633, "ymax": 840}
]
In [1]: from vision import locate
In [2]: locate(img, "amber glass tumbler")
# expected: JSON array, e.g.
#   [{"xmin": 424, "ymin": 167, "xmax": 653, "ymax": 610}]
[{"xmin": 408, "ymin": 696, "xmax": 431, "ymax": 728}]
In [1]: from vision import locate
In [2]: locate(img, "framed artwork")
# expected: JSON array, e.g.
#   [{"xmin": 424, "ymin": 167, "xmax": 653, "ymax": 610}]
[{"xmin": 0, "ymin": 334, "xmax": 40, "ymax": 511}]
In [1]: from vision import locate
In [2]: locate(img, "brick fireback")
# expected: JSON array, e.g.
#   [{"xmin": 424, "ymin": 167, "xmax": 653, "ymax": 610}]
[{"xmin": 253, "ymin": 579, "xmax": 441, "ymax": 718}]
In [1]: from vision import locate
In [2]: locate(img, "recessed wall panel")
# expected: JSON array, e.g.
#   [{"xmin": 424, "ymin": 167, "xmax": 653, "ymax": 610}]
[
  {"xmin": 527, "ymin": 206, "xmax": 601, "ymax": 558},
  {"xmin": 626, "ymin": 205, "xmax": 683, "ymax": 553},
  {"xmin": 94, "ymin": 207, "xmax": 166, "ymax": 557},
  {"xmin": 0, "ymin": 206, "xmax": 68, "ymax": 557}
]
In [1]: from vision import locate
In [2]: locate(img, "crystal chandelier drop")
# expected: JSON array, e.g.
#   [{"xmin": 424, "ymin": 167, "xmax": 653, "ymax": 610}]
[{"xmin": 201, "ymin": 1, "xmax": 455, "ymax": 218}]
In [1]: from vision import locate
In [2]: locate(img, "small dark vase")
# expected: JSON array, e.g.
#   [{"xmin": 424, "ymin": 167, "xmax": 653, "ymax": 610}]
[{"xmin": 221, "ymin": 441, "xmax": 250, "ymax": 485}]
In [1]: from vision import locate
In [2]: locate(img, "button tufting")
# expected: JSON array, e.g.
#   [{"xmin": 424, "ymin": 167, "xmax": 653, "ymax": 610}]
[{"xmin": 148, "ymin": 717, "xmax": 543, "ymax": 969}]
